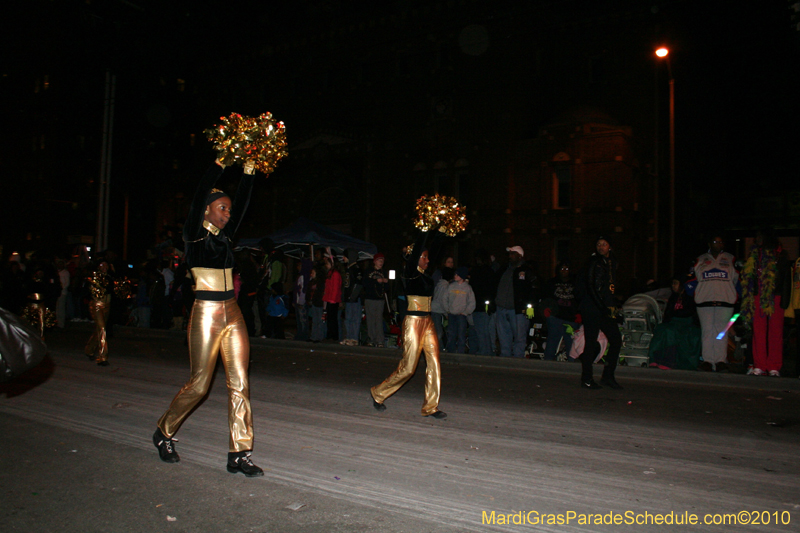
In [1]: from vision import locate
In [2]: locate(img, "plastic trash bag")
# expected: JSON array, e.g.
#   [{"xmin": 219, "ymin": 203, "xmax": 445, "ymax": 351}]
[{"xmin": 0, "ymin": 306, "xmax": 47, "ymax": 383}]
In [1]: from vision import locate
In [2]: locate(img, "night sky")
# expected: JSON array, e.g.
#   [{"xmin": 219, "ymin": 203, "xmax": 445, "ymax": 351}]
[{"xmin": 3, "ymin": 0, "xmax": 798, "ymax": 260}]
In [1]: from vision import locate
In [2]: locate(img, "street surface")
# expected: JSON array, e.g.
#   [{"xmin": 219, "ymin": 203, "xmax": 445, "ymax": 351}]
[{"xmin": 2, "ymin": 325, "xmax": 799, "ymax": 532}]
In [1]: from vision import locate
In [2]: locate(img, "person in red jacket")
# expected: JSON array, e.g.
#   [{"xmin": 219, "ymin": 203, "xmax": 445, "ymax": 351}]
[{"xmin": 322, "ymin": 250, "xmax": 343, "ymax": 340}]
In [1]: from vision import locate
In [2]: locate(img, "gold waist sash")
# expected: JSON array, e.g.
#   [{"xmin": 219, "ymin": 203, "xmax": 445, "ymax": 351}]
[
  {"xmin": 407, "ymin": 295, "xmax": 432, "ymax": 313},
  {"xmin": 192, "ymin": 267, "xmax": 234, "ymax": 293}
]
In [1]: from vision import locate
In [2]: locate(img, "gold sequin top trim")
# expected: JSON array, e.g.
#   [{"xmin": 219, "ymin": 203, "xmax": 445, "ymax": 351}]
[
  {"xmin": 191, "ymin": 267, "xmax": 234, "ymax": 293},
  {"xmin": 407, "ymin": 295, "xmax": 432, "ymax": 313}
]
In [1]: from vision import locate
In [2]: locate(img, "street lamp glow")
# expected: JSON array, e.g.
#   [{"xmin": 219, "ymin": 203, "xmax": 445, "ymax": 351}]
[{"xmin": 655, "ymin": 47, "xmax": 669, "ymax": 58}]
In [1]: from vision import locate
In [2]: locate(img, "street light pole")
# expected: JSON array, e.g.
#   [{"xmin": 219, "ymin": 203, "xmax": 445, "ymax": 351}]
[
  {"xmin": 96, "ymin": 70, "xmax": 116, "ymax": 254},
  {"xmin": 668, "ymin": 73, "xmax": 675, "ymax": 276},
  {"xmin": 652, "ymin": 60, "xmax": 659, "ymax": 281},
  {"xmin": 656, "ymin": 47, "xmax": 675, "ymax": 275}
]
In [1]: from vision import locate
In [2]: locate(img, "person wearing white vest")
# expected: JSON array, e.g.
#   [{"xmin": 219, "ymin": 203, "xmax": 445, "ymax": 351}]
[{"xmin": 689, "ymin": 235, "xmax": 739, "ymax": 372}]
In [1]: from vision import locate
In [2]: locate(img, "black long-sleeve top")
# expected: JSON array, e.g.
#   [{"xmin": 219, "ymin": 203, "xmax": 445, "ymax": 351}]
[
  {"xmin": 402, "ymin": 230, "xmax": 444, "ymax": 298},
  {"xmin": 183, "ymin": 164, "xmax": 254, "ymax": 269},
  {"xmin": 579, "ymin": 252, "xmax": 619, "ymax": 316}
]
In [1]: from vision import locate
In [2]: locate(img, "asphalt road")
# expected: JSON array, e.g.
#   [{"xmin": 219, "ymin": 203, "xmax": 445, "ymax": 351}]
[{"xmin": 2, "ymin": 325, "xmax": 799, "ymax": 533}]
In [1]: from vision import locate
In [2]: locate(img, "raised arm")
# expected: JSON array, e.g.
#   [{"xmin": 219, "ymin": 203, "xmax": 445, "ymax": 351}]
[
  {"xmin": 184, "ymin": 161, "xmax": 226, "ymax": 242},
  {"xmin": 225, "ymin": 161, "xmax": 256, "ymax": 237},
  {"xmin": 404, "ymin": 229, "xmax": 444, "ymax": 278}
]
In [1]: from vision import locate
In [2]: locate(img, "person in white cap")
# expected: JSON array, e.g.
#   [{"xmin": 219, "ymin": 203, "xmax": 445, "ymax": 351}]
[{"xmin": 494, "ymin": 246, "xmax": 537, "ymax": 358}]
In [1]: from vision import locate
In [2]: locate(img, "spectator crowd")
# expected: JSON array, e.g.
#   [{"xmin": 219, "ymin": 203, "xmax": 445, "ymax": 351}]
[{"xmin": 2, "ymin": 228, "xmax": 799, "ymax": 379}]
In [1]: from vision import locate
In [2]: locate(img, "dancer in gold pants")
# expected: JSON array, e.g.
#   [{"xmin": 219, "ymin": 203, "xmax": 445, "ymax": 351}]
[
  {"xmin": 85, "ymin": 261, "xmax": 113, "ymax": 366},
  {"xmin": 153, "ymin": 159, "xmax": 264, "ymax": 477},
  {"xmin": 371, "ymin": 228, "xmax": 447, "ymax": 418},
  {"xmin": 157, "ymin": 275, "xmax": 253, "ymax": 452}
]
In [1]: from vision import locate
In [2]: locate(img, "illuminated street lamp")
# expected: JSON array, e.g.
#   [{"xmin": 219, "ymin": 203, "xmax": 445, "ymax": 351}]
[{"xmin": 656, "ymin": 46, "xmax": 675, "ymax": 275}]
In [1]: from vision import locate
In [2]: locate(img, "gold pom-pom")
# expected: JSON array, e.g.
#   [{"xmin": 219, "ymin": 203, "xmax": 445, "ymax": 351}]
[
  {"xmin": 44, "ymin": 308, "xmax": 57, "ymax": 329},
  {"xmin": 114, "ymin": 278, "xmax": 132, "ymax": 300},
  {"xmin": 204, "ymin": 112, "xmax": 288, "ymax": 175},
  {"xmin": 22, "ymin": 303, "xmax": 55, "ymax": 331},
  {"xmin": 413, "ymin": 194, "xmax": 468, "ymax": 237},
  {"xmin": 21, "ymin": 304, "xmax": 39, "ymax": 326}
]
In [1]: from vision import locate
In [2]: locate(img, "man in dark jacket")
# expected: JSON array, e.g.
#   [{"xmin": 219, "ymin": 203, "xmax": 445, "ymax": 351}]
[
  {"xmin": 495, "ymin": 246, "xmax": 537, "ymax": 358},
  {"xmin": 577, "ymin": 235, "xmax": 623, "ymax": 389},
  {"xmin": 468, "ymin": 249, "xmax": 498, "ymax": 355},
  {"xmin": 341, "ymin": 248, "xmax": 364, "ymax": 346},
  {"xmin": 363, "ymin": 253, "xmax": 388, "ymax": 347}
]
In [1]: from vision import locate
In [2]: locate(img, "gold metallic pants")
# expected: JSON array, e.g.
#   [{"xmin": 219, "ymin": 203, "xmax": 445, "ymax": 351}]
[
  {"xmin": 28, "ymin": 302, "xmax": 46, "ymax": 339},
  {"xmin": 371, "ymin": 314, "xmax": 441, "ymax": 415},
  {"xmin": 157, "ymin": 298, "xmax": 254, "ymax": 452},
  {"xmin": 86, "ymin": 300, "xmax": 110, "ymax": 363}
]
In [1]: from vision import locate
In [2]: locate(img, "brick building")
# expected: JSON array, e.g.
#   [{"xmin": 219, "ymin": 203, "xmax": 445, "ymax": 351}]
[{"xmin": 276, "ymin": 106, "xmax": 650, "ymax": 298}]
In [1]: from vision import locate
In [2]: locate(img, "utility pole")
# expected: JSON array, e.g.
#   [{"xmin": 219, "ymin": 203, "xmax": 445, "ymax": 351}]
[{"xmin": 96, "ymin": 70, "xmax": 116, "ymax": 254}]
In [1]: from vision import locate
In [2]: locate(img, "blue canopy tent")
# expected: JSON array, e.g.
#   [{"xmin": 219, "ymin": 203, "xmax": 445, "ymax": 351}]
[{"xmin": 237, "ymin": 217, "xmax": 377, "ymax": 261}]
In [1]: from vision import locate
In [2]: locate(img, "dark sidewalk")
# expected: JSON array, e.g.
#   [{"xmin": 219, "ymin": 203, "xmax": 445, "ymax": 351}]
[{"xmin": 63, "ymin": 322, "xmax": 800, "ymax": 393}]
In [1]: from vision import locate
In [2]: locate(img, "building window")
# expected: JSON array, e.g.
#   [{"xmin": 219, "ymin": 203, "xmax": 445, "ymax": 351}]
[{"xmin": 553, "ymin": 164, "xmax": 572, "ymax": 208}]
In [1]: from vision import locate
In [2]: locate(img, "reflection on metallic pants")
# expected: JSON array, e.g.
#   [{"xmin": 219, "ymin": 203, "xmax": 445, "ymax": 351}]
[
  {"xmin": 157, "ymin": 298, "xmax": 253, "ymax": 452},
  {"xmin": 371, "ymin": 314, "xmax": 441, "ymax": 415},
  {"xmin": 86, "ymin": 300, "xmax": 110, "ymax": 362}
]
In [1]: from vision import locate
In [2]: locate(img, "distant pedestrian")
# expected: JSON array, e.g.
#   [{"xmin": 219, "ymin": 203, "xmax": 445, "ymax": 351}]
[
  {"xmin": 293, "ymin": 258, "xmax": 312, "ymax": 341},
  {"xmin": 264, "ymin": 282, "xmax": 289, "ymax": 339},
  {"xmin": 309, "ymin": 266, "xmax": 326, "ymax": 343},
  {"xmin": 541, "ymin": 261, "xmax": 578, "ymax": 361},
  {"xmin": 445, "ymin": 266, "xmax": 476, "ymax": 354},
  {"xmin": 431, "ymin": 267, "xmax": 454, "ymax": 351},
  {"xmin": 56, "ymin": 259, "xmax": 70, "ymax": 328},
  {"xmin": 495, "ymin": 246, "xmax": 536, "ymax": 358},
  {"xmin": 363, "ymin": 253, "xmax": 388, "ymax": 347},
  {"xmin": 432, "ymin": 255, "xmax": 454, "ymax": 285},
  {"xmin": 740, "ymin": 231, "xmax": 790, "ymax": 377},
  {"xmin": 341, "ymin": 248, "xmax": 364, "ymax": 346},
  {"xmin": 468, "ymin": 250, "xmax": 497, "ymax": 356},
  {"xmin": 322, "ymin": 252, "xmax": 342, "ymax": 340}
]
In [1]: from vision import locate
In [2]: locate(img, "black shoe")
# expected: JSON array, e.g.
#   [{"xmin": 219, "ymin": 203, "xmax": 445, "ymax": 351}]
[
  {"xmin": 153, "ymin": 429, "xmax": 180, "ymax": 463},
  {"xmin": 699, "ymin": 361, "xmax": 713, "ymax": 372},
  {"xmin": 715, "ymin": 362, "xmax": 729, "ymax": 373},
  {"xmin": 581, "ymin": 380, "xmax": 602, "ymax": 390},
  {"xmin": 97, "ymin": 360, "xmax": 110, "ymax": 367},
  {"xmin": 425, "ymin": 410, "xmax": 447, "ymax": 419},
  {"xmin": 227, "ymin": 452, "xmax": 264, "ymax": 477},
  {"xmin": 600, "ymin": 377, "xmax": 623, "ymax": 390},
  {"xmin": 371, "ymin": 394, "xmax": 386, "ymax": 412}
]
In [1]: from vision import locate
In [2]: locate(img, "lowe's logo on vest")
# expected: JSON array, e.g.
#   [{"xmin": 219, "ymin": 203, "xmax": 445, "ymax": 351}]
[{"xmin": 702, "ymin": 269, "xmax": 729, "ymax": 280}]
